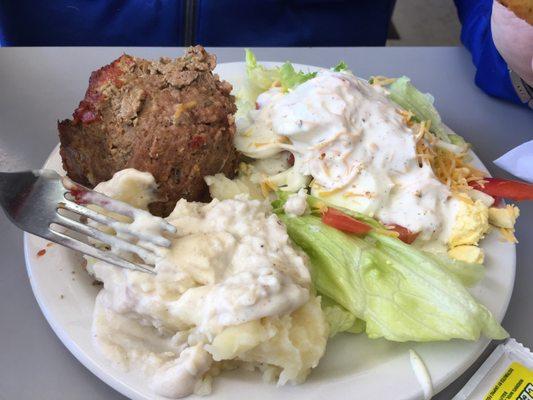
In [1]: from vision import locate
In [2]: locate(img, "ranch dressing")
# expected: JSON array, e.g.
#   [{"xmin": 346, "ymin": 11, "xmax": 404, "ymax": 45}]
[
  {"xmin": 238, "ymin": 70, "xmax": 458, "ymax": 244},
  {"xmin": 283, "ymin": 189, "xmax": 309, "ymax": 217}
]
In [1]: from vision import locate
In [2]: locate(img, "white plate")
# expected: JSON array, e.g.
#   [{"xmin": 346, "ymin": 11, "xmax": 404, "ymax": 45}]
[{"xmin": 24, "ymin": 62, "xmax": 516, "ymax": 400}]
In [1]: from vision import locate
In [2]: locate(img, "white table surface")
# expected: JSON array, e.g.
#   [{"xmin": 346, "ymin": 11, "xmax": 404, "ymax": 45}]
[{"xmin": 0, "ymin": 47, "xmax": 531, "ymax": 400}]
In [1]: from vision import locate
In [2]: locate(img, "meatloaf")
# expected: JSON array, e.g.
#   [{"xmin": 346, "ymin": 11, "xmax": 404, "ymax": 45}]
[{"xmin": 58, "ymin": 46, "xmax": 238, "ymax": 215}]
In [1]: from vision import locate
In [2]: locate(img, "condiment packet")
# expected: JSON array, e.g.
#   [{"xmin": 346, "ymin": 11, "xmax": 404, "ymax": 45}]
[
  {"xmin": 494, "ymin": 140, "xmax": 533, "ymax": 183},
  {"xmin": 453, "ymin": 339, "xmax": 533, "ymax": 400}
]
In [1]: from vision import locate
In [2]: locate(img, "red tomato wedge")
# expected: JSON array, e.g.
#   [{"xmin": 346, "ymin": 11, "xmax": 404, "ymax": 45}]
[
  {"xmin": 470, "ymin": 177, "xmax": 533, "ymax": 201},
  {"xmin": 321, "ymin": 208, "xmax": 372, "ymax": 235},
  {"xmin": 388, "ymin": 224, "xmax": 420, "ymax": 244}
]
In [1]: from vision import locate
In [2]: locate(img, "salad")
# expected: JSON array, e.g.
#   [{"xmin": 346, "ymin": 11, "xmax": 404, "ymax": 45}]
[{"xmin": 206, "ymin": 50, "xmax": 530, "ymax": 342}]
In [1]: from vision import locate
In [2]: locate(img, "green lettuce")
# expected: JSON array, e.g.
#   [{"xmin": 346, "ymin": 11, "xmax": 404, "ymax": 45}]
[
  {"xmin": 332, "ymin": 61, "xmax": 349, "ymax": 72},
  {"xmin": 244, "ymin": 49, "xmax": 316, "ymax": 94},
  {"xmin": 322, "ymin": 295, "xmax": 365, "ymax": 337},
  {"xmin": 237, "ymin": 51, "xmax": 353, "ymax": 131},
  {"xmin": 387, "ymin": 76, "xmax": 466, "ymax": 145},
  {"xmin": 275, "ymin": 192, "xmax": 484, "ymax": 286},
  {"xmin": 278, "ymin": 62, "xmax": 317, "ymax": 91},
  {"xmin": 236, "ymin": 49, "xmax": 318, "ymax": 121},
  {"xmin": 276, "ymin": 210, "xmax": 507, "ymax": 342},
  {"xmin": 244, "ymin": 49, "xmax": 280, "ymax": 98},
  {"xmin": 424, "ymin": 252, "xmax": 484, "ymax": 287}
]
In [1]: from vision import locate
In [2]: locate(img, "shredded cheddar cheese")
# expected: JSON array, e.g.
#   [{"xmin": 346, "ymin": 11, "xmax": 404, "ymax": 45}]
[
  {"xmin": 453, "ymin": 192, "xmax": 475, "ymax": 205},
  {"xmin": 499, "ymin": 227, "xmax": 518, "ymax": 243},
  {"xmin": 412, "ymin": 119, "xmax": 486, "ymax": 193},
  {"xmin": 409, "ymin": 118, "xmax": 517, "ymax": 244},
  {"xmin": 314, "ymin": 186, "xmax": 343, "ymax": 197},
  {"xmin": 260, "ymin": 181, "xmax": 272, "ymax": 197},
  {"xmin": 342, "ymin": 190, "xmax": 376, "ymax": 199},
  {"xmin": 312, "ymin": 130, "xmax": 344, "ymax": 150},
  {"xmin": 396, "ymin": 108, "xmax": 415, "ymax": 127},
  {"xmin": 264, "ymin": 179, "xmax": 278, "ymax": 192}
]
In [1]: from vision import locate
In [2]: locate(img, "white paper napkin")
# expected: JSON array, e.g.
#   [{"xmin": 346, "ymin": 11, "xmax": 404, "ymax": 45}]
[{"xmin": 494, "ymin": 140, "xmax": 533, "ymax": 183}]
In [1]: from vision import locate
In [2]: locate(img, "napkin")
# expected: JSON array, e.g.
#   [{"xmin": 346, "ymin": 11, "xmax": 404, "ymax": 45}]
[{"xmin": 494, "ymin": 140, "xmax": 533, "ymax": 183}]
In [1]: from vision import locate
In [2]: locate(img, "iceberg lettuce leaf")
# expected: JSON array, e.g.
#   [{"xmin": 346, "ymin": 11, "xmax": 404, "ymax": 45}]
[
  {"xmin": 279, "ymin": 62, "xmax": 317, "ymax": 91},
  {"xmin": 322, "ymin": 295, "xmax": 364, "ymax": 337},
  {"xmin": 244, "ymin": 49, "xmax": 317, "ymax": 95},
  {"xmin": 387, "ymin": 76, "xmax": 466, "ymax": 145},
  {"xmin": 245, "ymin": 48, "xmax": 280, "ymax": 94},
  {"xmin": 332, "ymin": 61, "xmax": 349, "ymax": 72},
  {"xmin": 424, "ymin": 252, "xmax": 484, "ymax": 287},
  {"xmin": 277, "ymin": 212, "xmax": 507, "ymax": 342}
]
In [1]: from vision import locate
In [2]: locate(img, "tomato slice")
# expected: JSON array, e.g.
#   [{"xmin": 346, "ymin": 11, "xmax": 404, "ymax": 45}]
[
  {"xmin": 322, "ymin": 208, "xmax": 372, "ymax": 235},
  {"xmin": 388, "ymin": 224, "xmax": 420, "ymax": 244},
  {"xmin": 470, "ymin": 177, "xmax": 533, "ymax": 201}
]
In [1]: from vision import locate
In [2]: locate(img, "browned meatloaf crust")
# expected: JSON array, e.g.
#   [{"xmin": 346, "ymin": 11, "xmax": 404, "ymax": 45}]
[{"xmin": 58, "ymin": 46, "xmax": 238, "ymax": 215}]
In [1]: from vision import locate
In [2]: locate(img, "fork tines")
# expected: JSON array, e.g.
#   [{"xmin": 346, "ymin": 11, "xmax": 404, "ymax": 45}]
[{"xmin": 51, "ymin": 177, "xmax": 176, "ymax": 274}]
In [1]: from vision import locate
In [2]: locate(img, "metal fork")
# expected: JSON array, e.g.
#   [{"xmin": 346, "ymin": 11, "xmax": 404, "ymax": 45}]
[{"xmin": 0, "ymin": 169, "xmax": 176, "ymax": 274}]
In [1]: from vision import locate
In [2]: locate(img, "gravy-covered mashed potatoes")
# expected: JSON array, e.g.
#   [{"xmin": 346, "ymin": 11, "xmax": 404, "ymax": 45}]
[{"xmin": 88, "ymin": 169, "xmax": 328, "ymax": 398}]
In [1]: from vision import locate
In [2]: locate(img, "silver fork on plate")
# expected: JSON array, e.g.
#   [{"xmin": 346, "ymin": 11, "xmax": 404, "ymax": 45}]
[{"xmin": 0, "ymin": 169, "xmax": 176, "ymax": 274}]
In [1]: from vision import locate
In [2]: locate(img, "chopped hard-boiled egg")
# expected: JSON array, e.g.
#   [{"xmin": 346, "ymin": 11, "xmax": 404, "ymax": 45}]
[
  {"xmin": 446, "ymin": 196, "xmax": 496, "ymax": 263},
  {"xmin": 488, "ymin": 204, "xmax": 520, "ymax": 244},
  {"xmin": 448, "ymin": 245, "xmax": 485, "ymax": 264},
  {"xmin": 448, "ymin": 199, "xmax": 490, "ymax": 248},
  {"xmin": 488, "ymin": 205, "xmax": 520, "ymax": 229}
]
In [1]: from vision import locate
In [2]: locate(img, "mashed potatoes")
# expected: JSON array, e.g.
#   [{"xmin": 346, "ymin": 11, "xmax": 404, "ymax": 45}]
[{"xmin": 88, "ymin": 169, "xmax": 328, "ymax": 398}]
